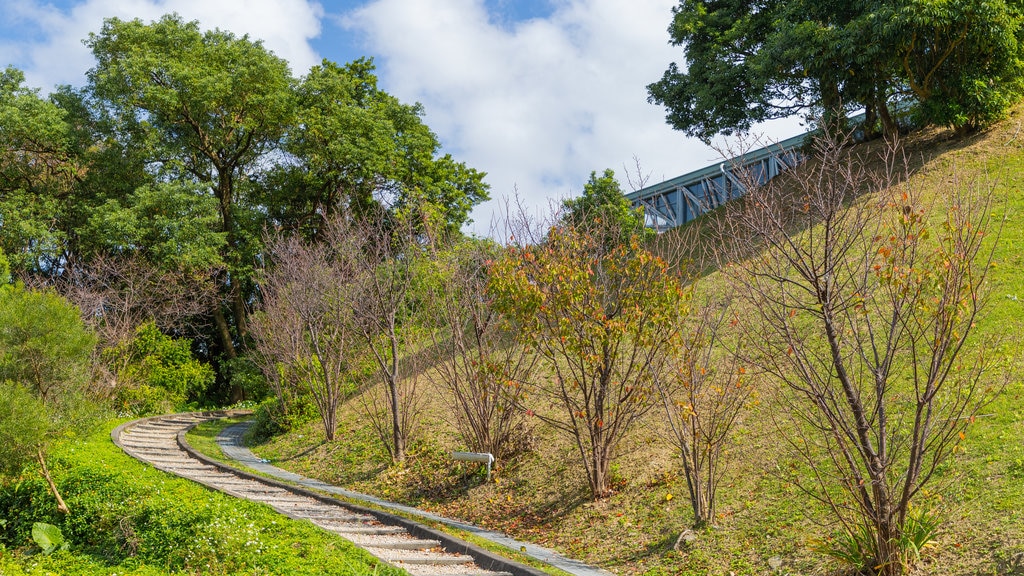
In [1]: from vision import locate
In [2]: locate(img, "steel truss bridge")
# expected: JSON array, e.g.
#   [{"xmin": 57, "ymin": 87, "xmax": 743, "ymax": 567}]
[{"xmin": 626, "ymin": 131, "xmax": 808, "ymax": 231}]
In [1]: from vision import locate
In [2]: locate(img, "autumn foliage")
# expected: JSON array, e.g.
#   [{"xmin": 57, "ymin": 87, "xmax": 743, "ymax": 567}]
[{"xmin": 488, "ymin": 220, "xmax": 683, "ymax": 498}]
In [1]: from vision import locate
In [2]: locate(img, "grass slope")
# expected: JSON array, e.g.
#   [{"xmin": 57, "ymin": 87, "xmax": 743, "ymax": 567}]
[
  {"xmin": 245, "ymin": 110, "xmax": 1024, "ymax": 576},
  {"xmin": 0, "ymin": 420, "xmax": 405, "ymax": 576}
]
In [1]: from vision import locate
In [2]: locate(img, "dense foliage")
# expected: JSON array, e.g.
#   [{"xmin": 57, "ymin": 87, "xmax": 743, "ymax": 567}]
[
  {"xmin": 0, "ymin": 14, "xmax": 489, "ymax": 398},
  {"xmin": 0, "ymin": 283, "xmax": 99, "ymax": 511},
  {"xmin": 561, "ymin": 168, "xmax": 652, "ymax": 246},
  {"xmin": 648, "ymin": 0, "xmax": 1024, "ymax": 140},
  {"xmin": 108, "ymin": 322, "xmax": 216, "ymax": 415}
]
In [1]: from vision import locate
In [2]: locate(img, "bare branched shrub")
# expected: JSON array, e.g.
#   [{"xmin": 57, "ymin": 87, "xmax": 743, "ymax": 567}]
[
  {"xmin": 349, "ymin": 211, "xmax": 427, "ymax": 462},
  {"xmin": 49, "ymin": 255, "xmax": 215, "ymax": 349},
  {"xmin": 427, "ymin": 240, "xmax": 537, "ymax": 459},
  {"xmin": 653, "ymin": 289, "xmax": 751, "ymax": 528},
  {"xmin": 649, "ymin": 218, "xmax": 755, "ymax": 529},
  {"xmin": 251, "ymin": 221, "xmax": 360, "ymax": 442},
  {"xmin": 723, "ymin": 133, "xmax": 1001, "ymax": 575}
]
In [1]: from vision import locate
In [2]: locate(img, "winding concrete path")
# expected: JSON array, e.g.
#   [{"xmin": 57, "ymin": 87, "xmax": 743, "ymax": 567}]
[
  {"xmin": 217, "ymin": 421, "xmax": 615, "ymax": 576},
  {"xmin": 113, "ymin": 412, "xmax": 551, "ymax": 576}
]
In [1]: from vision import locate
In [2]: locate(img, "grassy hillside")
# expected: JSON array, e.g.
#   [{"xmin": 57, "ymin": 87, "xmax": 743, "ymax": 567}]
[
  {"xmin": 0, "ymin": 421, "xmax": 404, "ymax": 576},
  {"xmin": 245, "ymin": 110, "xmax": 1024, "ymax": 576}
]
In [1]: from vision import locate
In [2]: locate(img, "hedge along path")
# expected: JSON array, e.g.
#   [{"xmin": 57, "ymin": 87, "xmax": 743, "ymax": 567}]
[{"xmin": 113, "ymin": 412, "xmax": 549, "ymax": 576}]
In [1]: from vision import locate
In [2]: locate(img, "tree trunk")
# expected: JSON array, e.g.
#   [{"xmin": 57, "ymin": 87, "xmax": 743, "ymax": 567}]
[
  {"xmin": 390, "ymin": 377, "xmax": 404, "ymax": 461},
  {"xmin": 819, "ymin": 79, "xmax": 847, "ymax": 139},
  {"xmin": 232, "ymin": 284, "xmax": 248, "ymax": 342},
  {"xmin": 37, "ymin": 449, "xmax": 69, "ymax": 514},
  {"xmin": 213, "ymin": 306, "xmax": 237, "ymax": 360},
  {"xmin": 864, "ymin": 103, "xmax": 879, "ymax": 140},
  {"xmin": 877, "ymin": 98, "xmax": 897, "ymax": 139},
  {"xmin": 592, "ymin": 457, "xmax": 607, "ymax": 499},
  {"xmin": 876, "ymin": 517, "xmax": 900, "ymax": 576}
]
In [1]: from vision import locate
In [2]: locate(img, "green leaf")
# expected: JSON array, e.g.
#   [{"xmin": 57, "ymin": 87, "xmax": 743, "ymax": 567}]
[{"xmin": 31, "ymin": 522, "xmax": 68, "ymax": 554}]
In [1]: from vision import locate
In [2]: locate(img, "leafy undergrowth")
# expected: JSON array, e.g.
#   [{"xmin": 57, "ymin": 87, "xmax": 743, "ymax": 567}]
[
  {"xmin": 248, "ymin": 110, "xmax": 1024, "ymax": 576},
  {"xmin": 0, "ymin": 421, "xmax": 404, "ymax": 576}
]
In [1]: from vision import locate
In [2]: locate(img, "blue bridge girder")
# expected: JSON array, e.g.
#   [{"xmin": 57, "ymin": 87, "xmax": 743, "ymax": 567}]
[{"xmin": 626, "ymin": 131, "xmax": 808, "ymax": 231}]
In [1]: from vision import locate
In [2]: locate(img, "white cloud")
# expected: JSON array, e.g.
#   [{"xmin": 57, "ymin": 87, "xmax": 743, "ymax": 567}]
[
  {"xmin": 2, "ymin": 0, "xmax": 807, "ymax": 232},
  {"xmin": 5, "ymin": 0, "xmax": 323, "ymax": 91},
  {"xmin": 346, "ymin": 0, "xmax": 804, "ymax": 232}
]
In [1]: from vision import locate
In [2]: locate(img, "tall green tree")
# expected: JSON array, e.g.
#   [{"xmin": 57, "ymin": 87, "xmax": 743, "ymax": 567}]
[
  {"xmin": 647, "ymin": 0, "xmax": 791, "ymax": 142},
  {"xmin": 3, "ymin": 15, "xmax": 491, "ymax": 400},
  {"xmin": 267, "ymin": 58, "xmax": 488, "ymax": 240},
  {"xmin": 561, "ymin": 169, "xmax": 649, "ymax": 243},
  {"xmin": 86, "ymin": 14, "xmax": 294, "ymax": 365},
  {"xmin": 882, "ymin": 0, "xmax": 1024, "ymax": 130},
  {"xmin": 648, "ymin": 0, "xmax": 1024, "ymax": 140},
  {"xmin": 0, "ymin": 68, "xmax": 85, "ymax": 272}
]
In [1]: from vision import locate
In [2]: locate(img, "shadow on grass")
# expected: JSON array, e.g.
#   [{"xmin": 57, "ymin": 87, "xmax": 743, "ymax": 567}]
[
  {"xmin": 605, "ymin": 531, "xmax": 677, "ymax": 569},
  {"xmin": 270, "ymin": 441, "xmax": 324, "ymax": 462}
]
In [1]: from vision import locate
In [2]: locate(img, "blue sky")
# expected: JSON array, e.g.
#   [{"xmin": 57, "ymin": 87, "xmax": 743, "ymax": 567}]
[{"xmin": 0, "ymin": 0, "xmax": 804, "ymax": 232}]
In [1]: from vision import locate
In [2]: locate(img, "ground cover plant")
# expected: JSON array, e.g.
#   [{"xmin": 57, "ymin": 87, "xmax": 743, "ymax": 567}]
[
  {"xmin": 244, "ymin": 108, "xmax": 1024, "ymax": 576},
  {"xmin": 0, "ymin": 420, "xmax": 404, "ymax": 576}
]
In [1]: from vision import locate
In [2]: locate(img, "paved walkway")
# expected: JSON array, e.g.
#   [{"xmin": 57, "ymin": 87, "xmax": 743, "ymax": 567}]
[{"xmin": 217, "ymin": 422, "xmax": 615, "ymax": 576}]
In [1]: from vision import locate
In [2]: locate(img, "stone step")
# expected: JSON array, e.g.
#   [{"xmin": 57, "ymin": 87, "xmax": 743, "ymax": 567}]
[
  {"xmin": 305, "ymin": 514, "xmax": 378, "ymax": 526},
  {"xmin": 346, "ymin": 535, "xmax": 441, "ymax": 550},
  {"xmin": 224, "ymin": 487, "xmax": 293, "ymax": 497},
  {"xmin": 367, "ymin": 550, "xmax": 474, "ymax": 565},
  {"xmin": 413, "ymin": 572, "xmax": 513, "ymax": 576},
  {"xmin": 125, "ymin": 447, "xmax": 180, "ymax": 454},
  {"xmin": 138, "ymin": 456, "xmax": 194, "ymax": 464},
  {"xmin": 146, "ymin": 459, "xmax": 212, "ymax": 467},
  {"xmin": 156, "ymin": 465, "xmax": 219, "ymax": 474},
  {"xmin": 279, "ymin": 508, "xmax": 364, "ymax": 520},
  {"xmin": 325, "ymin": 525, "xmax": 406, "ymax": 535},
  {"xmin": 260, "ymin": 497, "xmax": 322, "ymax": 505}
]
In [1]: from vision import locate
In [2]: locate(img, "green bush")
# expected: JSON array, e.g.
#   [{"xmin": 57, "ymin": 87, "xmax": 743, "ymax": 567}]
[
  {"xmin": 110, "ymin": 322, "xmax": 214, "ymax": 415},
  {"xmin": 224, "ymin": 356, "xmax": 271, "ymax": 403},
  {"xmin": 246, "ymin": 395, "xmax": 317, "ymax": 444},
  {"xmin": 0, "ymin": 284, "xmax": 100, "ymax": 489},
  {"xmin": 0, "ymin": 283, "xmax": 95, "ymax": 397},
  {"xmin": 0, "ymin": 382, "xmax": 47, "ymax": 476},
  {"xmin": 0, "ymin": 246, "xmax": 9, "ymax": 285}
]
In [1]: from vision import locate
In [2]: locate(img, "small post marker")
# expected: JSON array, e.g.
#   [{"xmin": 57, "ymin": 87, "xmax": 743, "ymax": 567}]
[{"xmin": 451, "ymin": 451, "xmax": 495, "ymax": 481}]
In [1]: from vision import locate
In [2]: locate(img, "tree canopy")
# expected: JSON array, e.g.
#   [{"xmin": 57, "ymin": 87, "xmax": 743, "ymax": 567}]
[
  {"xmin": 648, "ymin": 0, "xmax": 1024, "ymax": 141},
  {"xmin": 0, "ymin": 14, "xmax": 489, "ymax": 390},
  {"xmin": 562, "ymin": 169, "xmax": 646, "ymax": 232}
]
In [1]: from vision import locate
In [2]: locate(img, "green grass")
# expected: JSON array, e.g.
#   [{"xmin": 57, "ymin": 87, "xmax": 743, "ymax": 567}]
[
  {"xmin": 238, "ymin": 112, "xmax": 1024, "ymax": 576},
  {"xmin": 184, "ymin": 415, "xmax": 250, "ymax": 464},
  {"xmin": 0, "ymin": 420, "xmax": 406, "ymax": 576}
]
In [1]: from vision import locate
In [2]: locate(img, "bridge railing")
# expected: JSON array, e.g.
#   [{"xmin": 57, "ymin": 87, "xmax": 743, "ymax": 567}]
[{"xmin": 625, "ymin": 132, "xmax": 808, "ymax": 231}]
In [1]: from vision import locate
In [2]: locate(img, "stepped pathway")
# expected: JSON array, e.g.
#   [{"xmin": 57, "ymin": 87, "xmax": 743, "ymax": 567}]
[
  {"xmin": 217, "ymin": 421, "xmax": 615, "ymax": 576},
  {"xmin": 113, "ymin": 412, "xmax": 548, "ymax": 576}
]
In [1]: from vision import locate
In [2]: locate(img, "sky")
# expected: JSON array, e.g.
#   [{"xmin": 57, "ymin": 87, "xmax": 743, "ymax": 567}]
[{"xmin": 0, "ymin": 0, "xmax": 805, "ymax": 233}]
